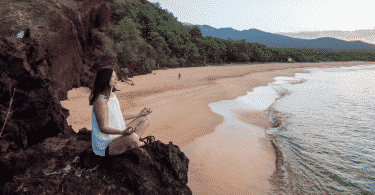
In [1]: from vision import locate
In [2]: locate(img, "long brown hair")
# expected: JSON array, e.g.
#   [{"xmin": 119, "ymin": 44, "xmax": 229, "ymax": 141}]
[{"xmin": 89, "ymin": 68, "xmax": 114, "ymax": 105}]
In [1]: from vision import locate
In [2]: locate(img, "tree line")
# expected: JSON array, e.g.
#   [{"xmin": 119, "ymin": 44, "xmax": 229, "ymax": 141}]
[{"xmin": 104, "ymin": 0, "xmax": 375, "ymax": 74}]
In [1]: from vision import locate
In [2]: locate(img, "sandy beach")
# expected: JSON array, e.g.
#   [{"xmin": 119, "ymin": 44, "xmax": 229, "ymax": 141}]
[{"xmin": 60, "ymin": 61, "xmax": 374, "ymax": 194}]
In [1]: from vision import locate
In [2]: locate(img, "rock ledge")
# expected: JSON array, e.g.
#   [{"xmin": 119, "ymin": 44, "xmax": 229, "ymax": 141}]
[{"xmin": 2, "ymin": 128, "xmax": 192, "ymax": 195}]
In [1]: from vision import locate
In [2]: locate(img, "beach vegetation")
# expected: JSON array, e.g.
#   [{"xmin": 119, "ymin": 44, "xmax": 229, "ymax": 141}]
[
  {"xmin": 121, "ymin": 68, "xmax": 129, "ymax": 74},
  {"xmin": 138, "ymin": 54, "xmax": 152, "ymax": 74},
  {"xmin": 121, "ymin": 68, "xmax": 129, "ymax": 78}
]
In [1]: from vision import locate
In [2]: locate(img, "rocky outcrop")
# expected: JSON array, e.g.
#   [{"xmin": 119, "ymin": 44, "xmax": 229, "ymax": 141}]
[
  {"xmin": 0, "ymin": 0, "xmax": 158, "ymax": 192},
  {"xmin": 2, "ymin": 128, "xmax": 192, "ymax": 195},
  {"xmin": 0, "ymin": 69, "xmax": 77, "ymax": 192},
  {"xmin": 0, "ymin": 0, "xmax": 145, "ymax": 102}
]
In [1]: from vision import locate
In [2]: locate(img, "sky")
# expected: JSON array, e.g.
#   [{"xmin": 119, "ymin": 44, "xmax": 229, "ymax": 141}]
[{"xmin": 146, "ymin": 0, "xmax": 374, "ymax": 33}]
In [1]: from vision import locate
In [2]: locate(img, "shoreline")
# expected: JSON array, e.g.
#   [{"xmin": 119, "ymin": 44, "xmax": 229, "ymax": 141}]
[
  {"xmin": 60, "ymin": 61, "xmax": 374, "ymax": 194},
  {"xmin": 115, "ymin": 61, "xmax": 375, "ymax": 102}
]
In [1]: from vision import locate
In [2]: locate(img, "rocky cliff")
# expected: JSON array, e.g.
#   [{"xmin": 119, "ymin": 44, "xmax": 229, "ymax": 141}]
[
  {"xmin": 1, "ymin": 0, "xmax": 155, "ymax": 102},
  {"xmin": 0, "ymin": 0, "xmax": 164, "ymax": 193}
]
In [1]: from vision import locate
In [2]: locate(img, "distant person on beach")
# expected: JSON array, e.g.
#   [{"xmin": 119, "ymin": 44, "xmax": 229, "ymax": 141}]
[
  {"xmin": 179, "ymin": 73, "xmax": 181, "ymax": 79},
  {"xmin": 89, "ymin": 68, "xmax": 152, "ymax": 158}
]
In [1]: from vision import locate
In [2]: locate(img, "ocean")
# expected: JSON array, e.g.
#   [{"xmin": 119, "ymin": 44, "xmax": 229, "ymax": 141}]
[
  {"xmin": 182, "ymin": 63, "xmax": 375, "ymax": 195},
  {"xmin": 264, "ymin": 64, "xmax": 375, "ymax": 194}
]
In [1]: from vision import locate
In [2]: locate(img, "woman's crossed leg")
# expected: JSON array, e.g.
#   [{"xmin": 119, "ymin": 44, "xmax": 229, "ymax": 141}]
[{"xmin": 107, "ymin": 115, "xmax": 150, "ymax": 156}]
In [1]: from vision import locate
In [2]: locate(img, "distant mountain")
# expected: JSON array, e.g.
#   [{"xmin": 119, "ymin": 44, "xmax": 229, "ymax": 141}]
[
  {"xmin": 275, "ymin": 30, "xmax": 375, "ymax": 45},
  {"xmin": 182, "ymin": 24, "xmax": 375, "ymax": 51},
  {"xmin": 181, "ymin": 22, "xmax": 197, "ymax": 26}
]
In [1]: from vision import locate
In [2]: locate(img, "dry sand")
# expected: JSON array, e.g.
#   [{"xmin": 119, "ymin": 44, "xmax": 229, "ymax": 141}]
[{"xmin": 60, "ymin": 61, "xmax": 374, "ymax": 195}]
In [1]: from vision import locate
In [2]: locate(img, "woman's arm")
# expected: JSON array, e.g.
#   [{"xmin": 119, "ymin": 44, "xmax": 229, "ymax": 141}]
[
  {"xmin": 94, "ymin": 97, "xmax": 124, "ymax": 135},
  {"xmin": 123, "ymin": 114, "xmax": 139, "ymax": 121},
  {"xmin": 123, "ymin": 107, "xmax": 152, "ymax": 121}
]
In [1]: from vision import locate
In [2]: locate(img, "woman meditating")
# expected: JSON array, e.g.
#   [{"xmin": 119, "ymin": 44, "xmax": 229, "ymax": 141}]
[{"xmin": 89, "ymin": 68, "xmax": 152, "ymax": 159}]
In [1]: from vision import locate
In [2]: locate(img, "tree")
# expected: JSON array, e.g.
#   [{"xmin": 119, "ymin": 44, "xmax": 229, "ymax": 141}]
[
  {"xmin": 134, "ymin": 4, "xmax": 158, "ymax": 42},
  {"xmin": 189, "ymin": 26, "xmax": 203, "ymax": 40},
  {"xmin": 108, "ymin": 0, "xmax": 137, "ymax": 25}
]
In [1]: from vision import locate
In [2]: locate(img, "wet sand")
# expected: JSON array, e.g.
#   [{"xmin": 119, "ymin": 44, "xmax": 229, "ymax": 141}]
[{"xmin": 60, "ymin": 61, "xmax": 374, "ymax": 194}]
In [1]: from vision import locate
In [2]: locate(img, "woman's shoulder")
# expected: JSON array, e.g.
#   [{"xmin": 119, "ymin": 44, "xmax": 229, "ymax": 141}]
[
  {"xmin": 93, "ymin": 93, "xmax": 114, "ymax": 103},
  {"xmin": 93, "ymin": 94, "xmax": 107, "ymax": 104}
]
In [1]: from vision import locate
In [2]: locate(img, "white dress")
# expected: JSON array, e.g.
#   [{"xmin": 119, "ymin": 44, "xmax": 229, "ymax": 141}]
[{"xmin": 92, "ymin": 93, "xmax": 126, "ymax": 156}]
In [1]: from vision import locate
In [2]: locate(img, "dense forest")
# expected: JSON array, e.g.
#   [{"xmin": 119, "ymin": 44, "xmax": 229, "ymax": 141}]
[
  {"xmin": 3, "ymin": 0, "xmax": 373, "ymax": 77},
  {"xmin": 103, "ymin": 0, "xmax": 375, "ymax": 75}
]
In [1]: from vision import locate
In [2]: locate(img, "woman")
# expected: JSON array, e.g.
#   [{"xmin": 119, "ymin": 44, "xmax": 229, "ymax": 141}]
[{"xmin": 89, "ymin": 68, "xmax": 151, "ymax": 158}]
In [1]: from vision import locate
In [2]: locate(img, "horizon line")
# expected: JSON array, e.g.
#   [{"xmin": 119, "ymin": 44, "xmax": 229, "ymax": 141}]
[{"xmin": 180, "ymin": 22, "xmax": 375, "ymax": 34}]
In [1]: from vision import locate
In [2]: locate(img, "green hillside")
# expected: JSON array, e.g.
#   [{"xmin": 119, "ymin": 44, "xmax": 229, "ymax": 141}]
[
  {"xmin": 106, "ymin": 0, "xmax": 375, "ymax": 70},
  {"xmin": 2, "ymin": 0, "xmax": 375, "ymax": 78}
]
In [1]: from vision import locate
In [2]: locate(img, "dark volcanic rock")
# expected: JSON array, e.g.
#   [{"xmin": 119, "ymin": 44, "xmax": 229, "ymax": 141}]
[
  {"xmin": 0, "ymin": 0, "xmax": 142, "ymax": 192},
  {"xmin": 0, "ymin": 0, "xmax": 160, "ymax": 193},
  {"xmin": 23, "ymin": 28, "xmax": 30, "ymax": 39},
  {"xmin": 0, "ymin": 71, "xmax": 76, "ymax": 192},
  {"xmin": 0, "ymin": 0, "xmax": 131, "ymax": 102},
  {"xmin": 2, "ymin": 128, "xmax": 192, "ymax": 195}
]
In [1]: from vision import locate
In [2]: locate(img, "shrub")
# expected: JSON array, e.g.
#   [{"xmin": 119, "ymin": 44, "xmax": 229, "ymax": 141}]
[
  {"xmin": 176, "ymin": 58, "xmax": 186, "ymax": 67},
  {"xmin": 141, "ymin": 58, "xmax": 152, "ymax": 74},
  {"xmin": 121, "ymin": 68, "xmax": 129, "ymax": 78}
]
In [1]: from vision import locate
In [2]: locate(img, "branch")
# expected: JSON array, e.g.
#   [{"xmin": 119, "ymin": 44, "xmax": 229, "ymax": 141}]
[{"xmin": 0, "ymin": 87, "xmax": 16, "ymax": 138}]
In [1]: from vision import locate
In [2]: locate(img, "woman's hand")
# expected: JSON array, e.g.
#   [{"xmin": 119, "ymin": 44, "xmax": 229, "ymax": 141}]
[
  {"xmin": 136, "ymin": 112, "xmax": 147, "ymax": 118},
  {"xmin": 122, "ymin": 126, "xmax": 135, "ymax": 136},
  {"xmin": 137, "ymin": 107, "xmax": 152, "ymax": 118}
]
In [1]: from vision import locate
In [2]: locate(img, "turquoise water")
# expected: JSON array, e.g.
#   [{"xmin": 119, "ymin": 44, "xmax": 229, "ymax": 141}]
[{"xmin": 265, "ymin": 65, "xmax": 375, "ymax": 194}]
